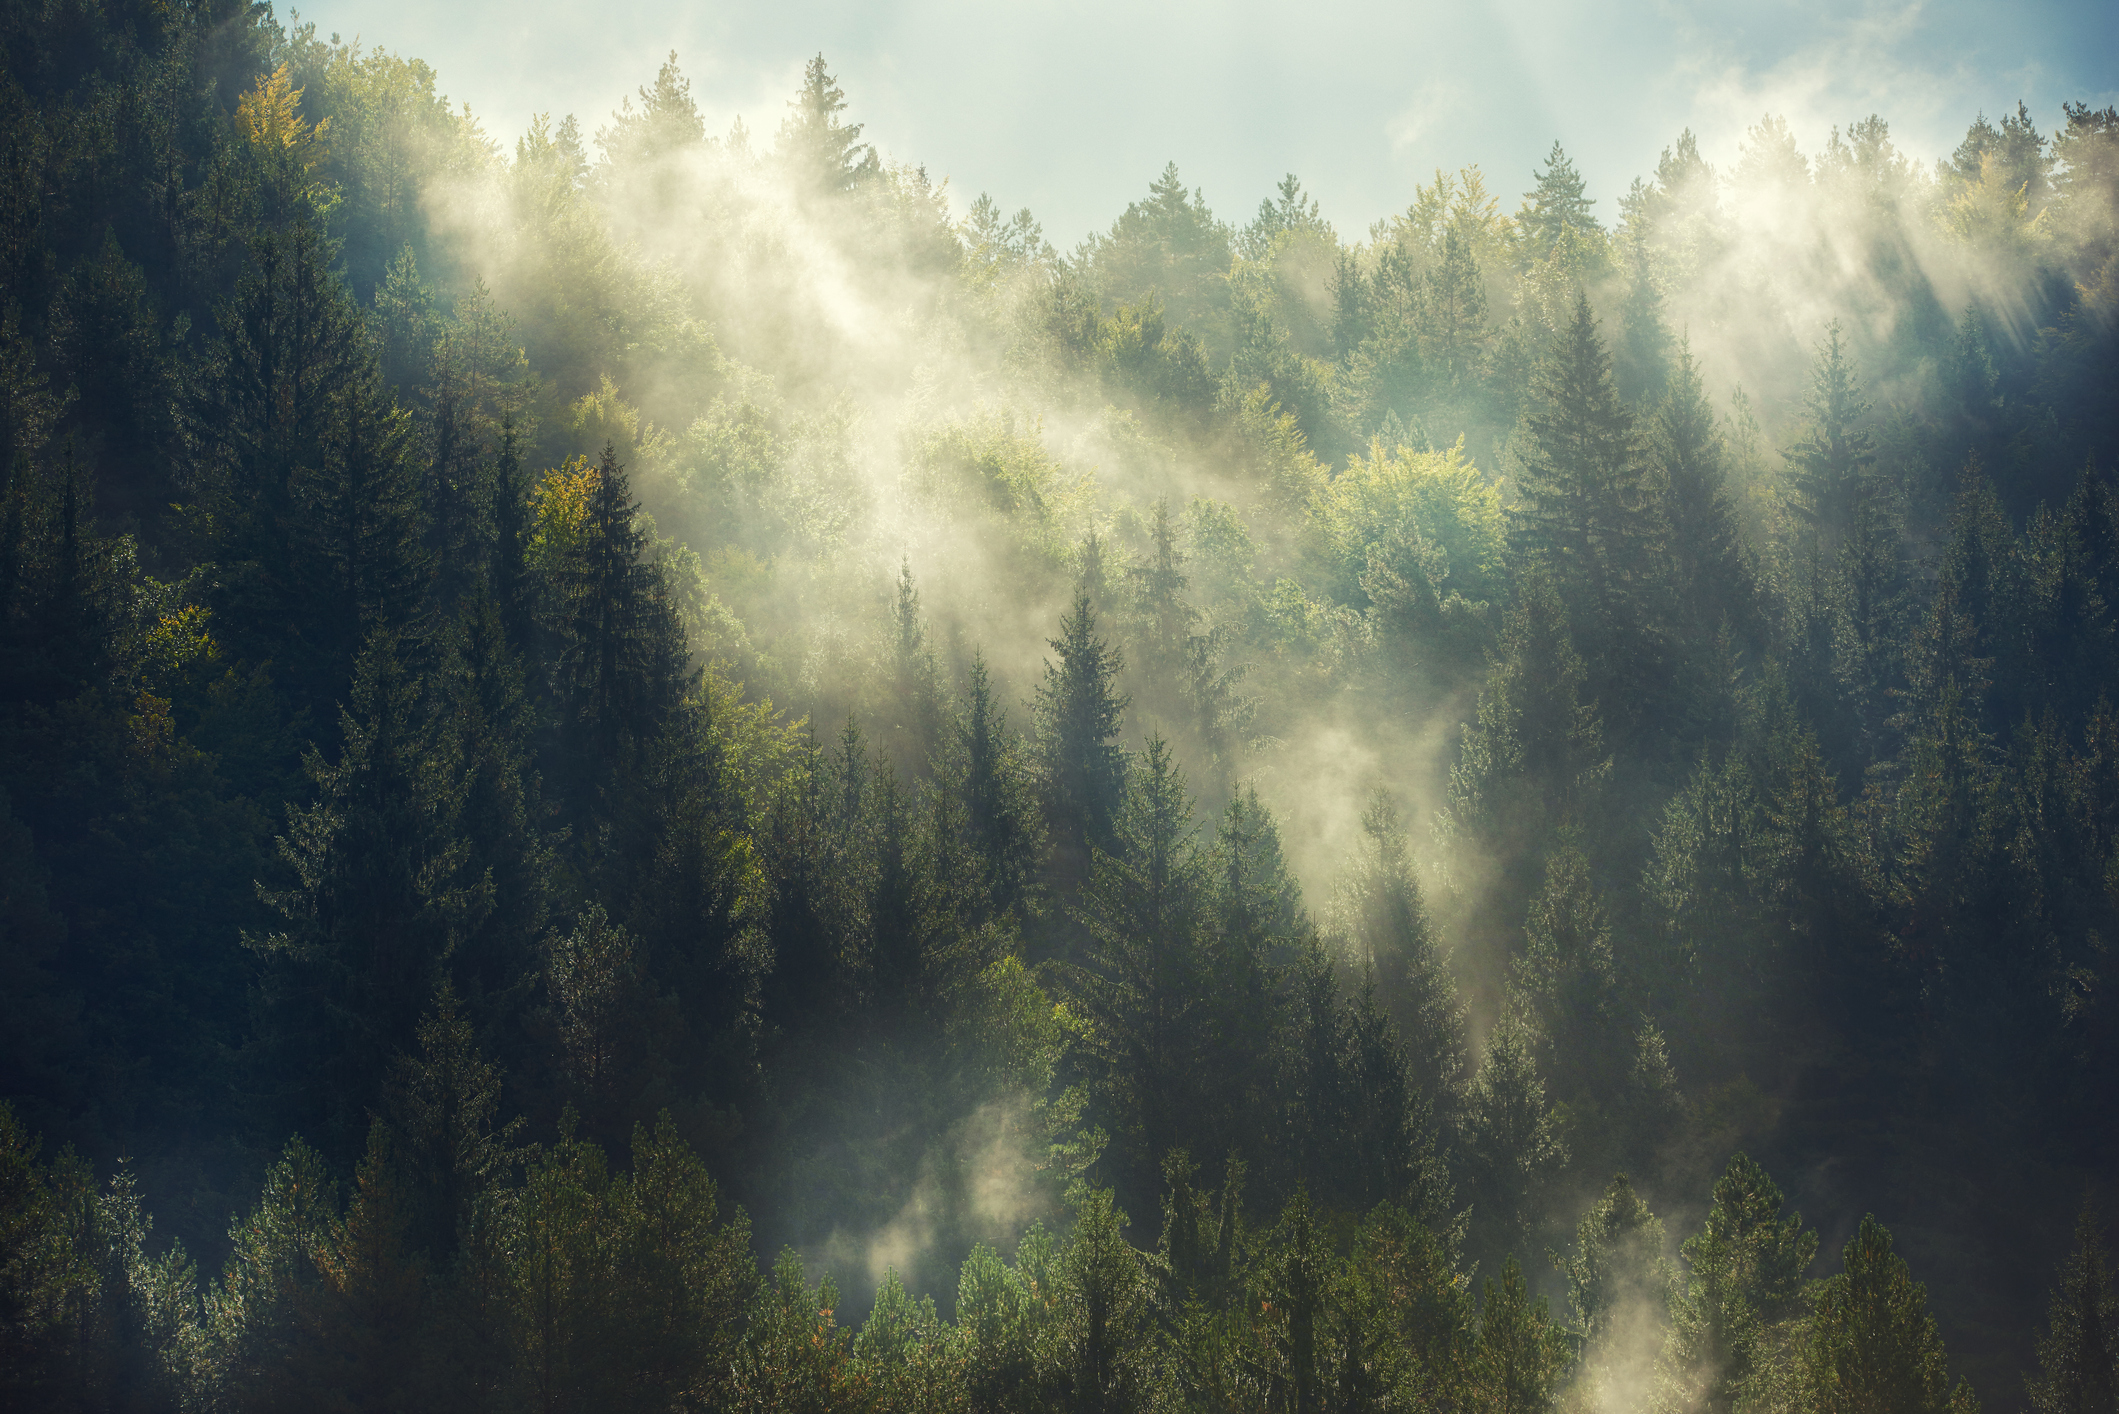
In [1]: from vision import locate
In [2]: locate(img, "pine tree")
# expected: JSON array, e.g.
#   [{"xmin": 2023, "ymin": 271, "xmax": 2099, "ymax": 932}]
[
  {"xmin": 1783, "ymin": 322, "xmax": 1879, "ymax": 551},
  {"xmin": 596, "ymin": 51, "xmax": 708, "ymax": 176},
  {"xmin": 307, "ymin": 360, "xmax": 430, "ymax": 681},
  {"xmin": 1457, "ymin": 1013, "xmax": 1566, "ymax": 1266},
  {"xmin": 775, "ymin": 54, "xmax": 877, "ymax": 195},
  {"xmin": 1519, "ymin": 142, "xmax": 1601, "ymax": 260},
  {"xmin": 1615, "ymin": 251, "xmax": 1671, "ymax": 405},
  {"xmin": 1511, "ymin": 843, "xmax": 1625, "ymax": 1105},
  {"xmin": 1342, "ymin": 790, "xmax": 1465, "ymax": 1106},
  {"xmin": 1069, "ymin": 738, "xmax": 1212, "ymax": 1194},
  {"xmin": 1035, "ymin": 589, "xmax": 1131, "ymax": 896},
  {"xmin": 1511, "ymin": 289, "xmax": 1670, "ymax": 731},
  {"xmin": 1800, "ymin": 1215, "xmax": 1973, "ymax": 1414},
  {"xmin": 249, "ymin": 629, "xmax": 468, "ymax": 1159},
  {"xmin": 1475, "ymin": 1254, "xmax": 1568, "ymax": 1414},
  {"xmin": 1555, "ymin": 1174, "xmax": 1674, "ymax": 1414},
  {"xmin": 547, "ymin": 444, "xmax": 690, "ymax": 837},
  {"xmin": 1655, "ymin": 1152, "xmax": 1816, "ymax": 1414},
  {"xmin": 949, "ymin": 650, "xmax": 1043, "ymax": 927},
  {"xmin": 1652, "ymin": 337, "xmax": 1761, "ymax": 657},
  {"xmin": 381, "ymin": 986, "xmax": 523, "ymax": 1267},
  {"xmin": 1420, "ymin": 222, "xmax": 1489, "ymax": 397},
  {"xmin": 195, "ymin": 221, "xmax": 372, "ymax": 712},
  {"xmin": 1449, "ymin": 571, "xmax": 1609, "ymax": 882},
  {"xmin": 885, "ymin": 559, "xmax": 943, "ymax": 778},
  {"xmin": 1200, "ymin": 789, "xmax": 1299, "ymax": 1161},
  {"xmin": 2028, "ymin": 1203, "xmax": 2119, "ymax": 1414}
]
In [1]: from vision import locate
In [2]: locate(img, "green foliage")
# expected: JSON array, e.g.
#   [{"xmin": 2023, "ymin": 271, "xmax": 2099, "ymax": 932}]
[
  {"xmin": 1801, "ymin": 1215, "xmax": 1973, "ymax": 1414},
  {"xmin": 3, "ymin": 12, "xmax": 2118, "ymax": 1409}
]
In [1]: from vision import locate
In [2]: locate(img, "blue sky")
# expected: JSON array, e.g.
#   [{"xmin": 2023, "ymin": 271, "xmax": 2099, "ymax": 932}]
[{"xmin": 289, "ymin": 0, "xmax": 2118, "ymax": 244}]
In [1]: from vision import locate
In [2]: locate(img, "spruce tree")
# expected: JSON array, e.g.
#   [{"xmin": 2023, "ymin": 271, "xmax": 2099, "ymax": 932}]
[
  {"xmin": 1342, "ymin": 790, "xmax": 1465, "ymax": 1107},
  {"xmin": 1782, "ymin": 322, "xmax": 1879, "ymax": 552},
  {"xmin": 1069, "ymin": 738, "xmax": 1211, "ymax": 1196},
  {"xmin": 1800, "ymin": 1215, "xmax": 1973, "ymax": 1414},
  {"xmin": 949, "ymin": 650, "xmax": 1042, "ymax": 927},
  {"xmin": 1559, "ymin": 1175, "xmax": 1672, "ymax": 1367},
  {"xmin": 1519, "ymin": 142, "xmax": 1601, "ymax": 260},
  {"xmin": 885, "ymin": 559, "xmax": 943, "ymax": 778},
  {"xmin": 2029, "ymin": 1204, "xmax": 2119, "ymax": 1414},
  {"xmin": 1652, "ymin": 336, "xmax": 1760, "ymax": 658},
  {"xmin": 1512, "ymin": 288, "xmax": 1670, "ymax": 731},
  {"xmin": 1449, "ymin": 570, "xmax": 1609, "ymax": 886},
  {"xmin": 548, "ymin": 444, "xmax": 689, "ymax": 836},
  {"xmin": 1655, "ymin": 1152, "xmax": 1816, "ymax": 1414},
  {"xmin": 1034, "ymin": 589, "xmax": 1130, "ymax": 895},
  {"xmin": 775, "ymin": 54, "xmax": 877, "ymax": 195},
  {"xmin": 1511, "ymin": 843, "xmax": 1624, "ymax": 1105},
  {"xmin": 249, "ymin": 629, "xmax": 469, "ymax": 1159}
]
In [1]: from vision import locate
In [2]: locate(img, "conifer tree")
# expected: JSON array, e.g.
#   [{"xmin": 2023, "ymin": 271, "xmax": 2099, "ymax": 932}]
[
  {"xmin": 1035, "ymin": 589, "xmax": 1130, "ymax": 896},
  {"xmin": 1512, "ymin": 843, "xmax": 1625, "ymax": 1105},
  {"xmin": 1457, "ymin": 1013, "xmax": 1566, "ymax": 1266},
  {"xmin": 1342, "ymin": 790, "xmax": 1465, "ymax": 1106},
  {"xmin": 381, "ymin": 986, "xmax": 523, "ymax": 1267},
  {"xmin": 1655, "ymin": 1152, "xmax": 1816, "ymax": 1414},
  {"xmin": 885, "ymin": 559, "xmax": 943, "ymax": 778},
  {"xmin": 1511, "ymin": 289, "xmax": 1670, "ymax": 729},
  {"xmin": 1475, "ymin": 1254, "xmax": 1568, "ymax": 1414},
  {"xmin": 949, "ymin": 651, "xmax": 1043, "ymax": 927},
  {"xmin": 1449, "ymin": 571, "xmax": 1609, "ymax": 885},
  {"xmin": 1421, "ymin": 222, "xmax": 1489, "ymax": 396},
  {"xmin": 1783, "ymin": 322, "xmax": 1879, "ymax": 551},
  {"xmin": 1519, "ymin": 142, "xmax": 1601, "ymax": 260},
  {"xmin": 1653, "ymin": 337, "xmax": 1760, "ymax": 655},
  {"xmin": 250, "ymin": 629, "xmax": 468, "ymax": 1158},
  {"xmin": 596, "ymin": 51, "xmax": 708, "ymax": 176},
  {"xmin": 196, "ymin": 220, "xmax": 372, "ymax": 711},
  {"xmin": 547, "ymin": 444, "xmax": 689, "ymax": 836},
  {"xmin": 1800, "ymin": 1215, "xmax": 1975, "ymax": 1414},
  {"xmin": 2029, "ymin": 1203, "xmax": 2119, "ymax": 1414},
  {"xmin": 775, "ymin": 54, "xmax": 877, "ymax": 195},
  {"xmin": 1615, "ymin": 251, "xmax": 1672, "ymax": 405},
  {"xmin": 1070, "ymin": 738, "xmax": 1211, "ymax": 1194}
]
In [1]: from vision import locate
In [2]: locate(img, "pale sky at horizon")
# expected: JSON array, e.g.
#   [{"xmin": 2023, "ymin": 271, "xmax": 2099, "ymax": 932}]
[{"xmin": 287, "ymin": 0, "xmax": 2118, "ymax": 245}]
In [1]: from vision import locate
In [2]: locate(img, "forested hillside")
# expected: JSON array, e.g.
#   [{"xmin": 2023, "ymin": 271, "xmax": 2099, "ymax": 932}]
[{"xmin": 2, "ymin": 3, "xmax": 2117, "ymax": 1409}]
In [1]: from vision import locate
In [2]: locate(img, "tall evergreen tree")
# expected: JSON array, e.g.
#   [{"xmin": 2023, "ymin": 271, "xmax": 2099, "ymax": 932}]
[
  {"xmin": 1782, "ymin": 322, "xmax": 1879, "ymax": 552},
  {"xmin": 1518, "ymin": 142, "xmax": 1601, "ymax": 260},
  {"xmin": 1652, "ymin": 336, "xmax": 1761, "ymax": 658},
  {"xmin": 1034, "ymin": 589, "xmax": 1130, "ymax": 899},
  {"xmin": 2029, "ymin": 1203, "xmax": 2119, "ymax": 1414},
  {"xmin": 1511, "ymin": 288, "xmax": 1670, "ymax": 732},
  {"xmin": 775, "ymin": 54, "xmax": 877, "ymax": 196},
  {"xmin": 1655, "ymin": 1152, "xmax": 1817, "ymax": 1414},
  {"xmin": 1341, "ymin": 790, "xmax": 1465, "ymax": 1106},
  {"xmin": 1800, "ymin": 1215, "xmax": 1975, "ymax": 1414},
  {"xmin": 1069, "ymin": 738, "xmax": 1211, "ymax": 1198}
]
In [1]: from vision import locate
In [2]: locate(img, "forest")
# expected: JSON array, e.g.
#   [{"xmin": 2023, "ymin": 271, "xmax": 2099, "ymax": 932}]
[{"xmin": 0, "ymin": 1, "xmax": 2116, "ymax": 1409}]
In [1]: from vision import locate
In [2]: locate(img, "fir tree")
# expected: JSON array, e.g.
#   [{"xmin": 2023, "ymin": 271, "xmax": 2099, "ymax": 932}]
[
  {"xmin": 1034, "ymin": 589, "xmax": 1130, "ymax": 896},
  {"xmin": 775, "ymin": 54, "xmax": 877, "ymax": 195},
  {"xmin": 1783, "ymin": 322, "xmax": 1879, "ymax": 551},
  {"xmin": 2029, "ymin": 1203, "xmax": 2119, "ymax": 1414},
  {"xmin": 1519, "ymin": 142, "xmax": 1601, "ymax": 260},
  {"xmin": 1800, "ymin": 1215, "xmax": 1975, "ymax": 1414},
  {"xmin": 1655, "ymin": 1152, "xmax": 1816, "ymax": 1414},
  {"xmin": 1342, "ymin": 790, "xmax": 1465, "ymax": 1106},
  {"xmin": 1511, "ymin": 288, "xmax": 1670, "ymax": 730}
]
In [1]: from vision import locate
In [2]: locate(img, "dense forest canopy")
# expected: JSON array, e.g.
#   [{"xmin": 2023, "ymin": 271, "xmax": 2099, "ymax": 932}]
[{"xmin": 1, "ymin": 3, "xmax": 2117, "ymax": 1410}]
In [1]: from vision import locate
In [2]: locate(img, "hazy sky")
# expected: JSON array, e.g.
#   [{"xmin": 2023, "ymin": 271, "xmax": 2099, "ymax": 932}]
[{"xmin": 289, "ymin": 0, "xmax": 2117, "ymax": 245}]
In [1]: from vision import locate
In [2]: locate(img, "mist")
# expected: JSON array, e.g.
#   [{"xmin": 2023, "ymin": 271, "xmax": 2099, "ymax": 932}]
[{"xmin": 0, "ymin": 3, "xmax": 2116, "ymax": 1410}]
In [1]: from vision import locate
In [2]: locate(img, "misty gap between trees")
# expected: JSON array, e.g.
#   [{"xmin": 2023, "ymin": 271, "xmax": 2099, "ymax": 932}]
[{"xmin": 1, "ymin": 4, "xmax": 2118, "ymax": 1412}]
